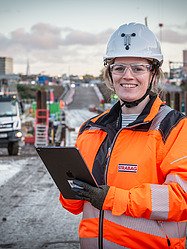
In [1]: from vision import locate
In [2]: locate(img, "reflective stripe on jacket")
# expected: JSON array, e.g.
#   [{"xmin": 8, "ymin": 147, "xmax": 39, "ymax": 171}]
[{"xmin": 60, "ymin": 94, "xmax": 187, "ymax": 248}]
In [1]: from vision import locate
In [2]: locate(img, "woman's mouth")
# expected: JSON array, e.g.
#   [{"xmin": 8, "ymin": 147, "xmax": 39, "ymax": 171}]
[{"xmin": 120, "ymin": 83, "xmax": 138, "ymax": 88}]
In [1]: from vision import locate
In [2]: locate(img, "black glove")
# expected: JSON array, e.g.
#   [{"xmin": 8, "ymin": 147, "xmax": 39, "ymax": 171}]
[{"xmin": 71, "ymin": 179, "xmax": 109, "ymax": 210}]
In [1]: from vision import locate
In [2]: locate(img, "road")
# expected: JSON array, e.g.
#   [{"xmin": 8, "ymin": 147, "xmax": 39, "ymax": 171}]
[
  {"xmin": 0, "ymin": 85, "xmax": 99, "ymax": 249},
  {"xmin": 67, "ymin": 84, "xmax": 99, "ymax": 109}
]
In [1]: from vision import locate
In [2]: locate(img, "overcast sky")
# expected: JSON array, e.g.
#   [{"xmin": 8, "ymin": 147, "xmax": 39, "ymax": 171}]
[{"xmin": 0, "ymin": 0, "xmax": 187, "ymax": 76}]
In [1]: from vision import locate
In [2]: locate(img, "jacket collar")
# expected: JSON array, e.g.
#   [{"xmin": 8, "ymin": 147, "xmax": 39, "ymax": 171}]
[{"xmin": 93, "ymin": 93, "xmax": 164, "ymax": 129}]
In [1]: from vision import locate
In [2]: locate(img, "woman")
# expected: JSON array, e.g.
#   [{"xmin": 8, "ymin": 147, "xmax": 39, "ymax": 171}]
[{"xmin": 60, "ymin": 23, "xmax": 187, "ymax": 248}]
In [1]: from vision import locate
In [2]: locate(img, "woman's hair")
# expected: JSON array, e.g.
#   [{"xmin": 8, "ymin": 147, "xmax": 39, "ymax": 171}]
[{"xmin": 103, "ymin": 58, "xmax": 165, "ymax": 94}]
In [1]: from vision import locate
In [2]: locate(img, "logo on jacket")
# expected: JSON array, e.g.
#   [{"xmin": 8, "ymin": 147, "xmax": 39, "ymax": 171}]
[{"xmin": 118, "ymin": 163, "xmax": 138, "ymax": 173}]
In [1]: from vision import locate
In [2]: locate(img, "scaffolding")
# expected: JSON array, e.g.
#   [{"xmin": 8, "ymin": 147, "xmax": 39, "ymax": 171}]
[
  {"xmin": 35, "ymin": 109, "xmax": 49, "ymax": 147},
  {"xmin": 34, "ymin": 90, "xmax": 49, "ymax": 147}
]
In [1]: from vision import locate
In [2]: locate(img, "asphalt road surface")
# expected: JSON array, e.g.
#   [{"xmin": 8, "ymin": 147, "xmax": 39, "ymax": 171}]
[{"xmin": 67, "ymin": 84, "xmax": 99, "ymax": 109}]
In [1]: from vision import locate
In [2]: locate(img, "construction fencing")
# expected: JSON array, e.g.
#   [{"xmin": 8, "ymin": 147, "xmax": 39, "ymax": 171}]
[{"xmin": 161, "ymin": 91, "xmax": 187, "ymax": 114}]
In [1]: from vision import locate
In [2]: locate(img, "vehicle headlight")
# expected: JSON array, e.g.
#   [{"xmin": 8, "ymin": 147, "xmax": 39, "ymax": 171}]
[{"xmin": 15, "ymin": 131, "xmax": 22, "ymax": 138}]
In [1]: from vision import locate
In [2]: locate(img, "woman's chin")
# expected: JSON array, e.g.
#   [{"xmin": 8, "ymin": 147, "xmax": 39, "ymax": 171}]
[{"xmin": 120, "ymin": 97, "xmax": 137, "ymax": 102}]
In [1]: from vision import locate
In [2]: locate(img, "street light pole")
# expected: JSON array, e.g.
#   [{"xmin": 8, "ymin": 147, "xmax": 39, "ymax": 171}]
[{"xmin": 159, "ymin": 23, "xmax": 163, "ymax": 43}]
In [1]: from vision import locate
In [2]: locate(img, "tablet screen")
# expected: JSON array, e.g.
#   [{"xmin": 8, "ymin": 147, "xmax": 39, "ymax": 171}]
[{"xmin": 36, "ymin": 146, "xmax": 98, "ymax": 199}]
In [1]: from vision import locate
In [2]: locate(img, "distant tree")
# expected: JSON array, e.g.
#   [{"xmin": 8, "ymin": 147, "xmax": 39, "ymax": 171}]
[
  {"xmin": 98, "ymin": 68, "xmax": 104, "ymax": 81},
  {"xmin": 82, "ymin": 74, "xmax": 94, "ymax": 83},
  {"xmin": 17, "ymin": 84, "xmax": 41, "ymax": 99},
  {"xmin": 17, "ymin": 84, "xmax": 65, "ymax": 100}
]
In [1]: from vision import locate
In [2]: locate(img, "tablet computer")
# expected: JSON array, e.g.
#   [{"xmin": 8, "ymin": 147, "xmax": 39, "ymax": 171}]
[{"xmin": 35, "ymin": 146, "xmax": 98, "ymax": 199}]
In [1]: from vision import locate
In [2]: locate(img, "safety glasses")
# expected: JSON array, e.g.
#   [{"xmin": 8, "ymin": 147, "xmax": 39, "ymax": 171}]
[{"xmin": 110, "ymin": 63, "xmax": 153, "ymax": 76}]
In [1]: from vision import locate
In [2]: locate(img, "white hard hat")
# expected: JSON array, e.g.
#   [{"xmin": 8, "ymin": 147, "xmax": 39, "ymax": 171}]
[{"xmin": 104, "ymin": 22, "xmax": 163, "ymax": 65}]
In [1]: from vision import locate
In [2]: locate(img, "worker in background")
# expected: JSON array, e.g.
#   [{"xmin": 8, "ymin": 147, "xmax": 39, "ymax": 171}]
[
  {"xmin": 55, "ymin": 110, "xmax": 66, "ymax": 146},
  {"xmin": 55, "ymin": 110, "xmax": 75, "ymax": 146},
  {"xmin": 59, "ymin": 23, "xmax": 187, "ymax": 248}
]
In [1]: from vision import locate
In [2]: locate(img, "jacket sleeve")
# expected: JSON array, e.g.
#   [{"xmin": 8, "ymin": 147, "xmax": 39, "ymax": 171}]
[
  {"xmin": 103, "ymin": 119, "xmax": 187, "ymax": 222},
  {"xmin": 59, "ymin": 193, "xmax": 84, "ymax": 215},
  {"xmin": 58, "ymin": 124, "xmax": 87, "ymax": 215}
]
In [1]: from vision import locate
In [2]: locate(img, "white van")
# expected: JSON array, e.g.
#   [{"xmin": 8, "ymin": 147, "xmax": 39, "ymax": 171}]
[{"xmin": 0, "ymin": 95, "xmax": 23, "ymax": 155}]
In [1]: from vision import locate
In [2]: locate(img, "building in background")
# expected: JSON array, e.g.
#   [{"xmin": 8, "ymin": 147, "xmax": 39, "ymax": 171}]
[
  {"xmin": 183, "ymin": 50, "xmax": 187, "ymax": 76},
  {"xmin": 168, "ymin": 50, "xmax": 187, "ymax": 86},
  {"xmin": 0, "ymin": 57, "xmax": 13, "ymax": 75},
  {"xmin": 0, "ymin": 57, "xmax": 20, "ymax": 93}
]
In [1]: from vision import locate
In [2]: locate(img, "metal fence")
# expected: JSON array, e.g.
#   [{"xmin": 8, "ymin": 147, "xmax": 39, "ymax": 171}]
[{"xmin": 160, "ymin": 91, "xmax": 187, "ymax": 114}]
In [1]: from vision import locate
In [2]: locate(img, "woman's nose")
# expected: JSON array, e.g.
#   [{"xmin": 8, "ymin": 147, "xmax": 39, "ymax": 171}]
[{"xmin": 122, "ymin": 67, "xmax": 134, "ymax": 78}]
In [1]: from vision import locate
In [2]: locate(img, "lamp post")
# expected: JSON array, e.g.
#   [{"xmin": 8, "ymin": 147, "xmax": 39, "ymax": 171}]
[{"xmin": 159, "ymin": 23, "xmax": 163, "ymax": 43}]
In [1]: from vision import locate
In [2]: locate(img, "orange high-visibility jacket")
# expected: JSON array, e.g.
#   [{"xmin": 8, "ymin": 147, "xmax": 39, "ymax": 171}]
[{"xmin": 60, "ymin": 94, "xmax": 187, "ymax": 249}]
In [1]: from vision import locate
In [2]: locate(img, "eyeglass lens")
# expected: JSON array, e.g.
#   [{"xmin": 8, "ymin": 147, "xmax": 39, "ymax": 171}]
[{"xmin": 110, "ymin": 64, "xmax": 151, "ymax": 75}]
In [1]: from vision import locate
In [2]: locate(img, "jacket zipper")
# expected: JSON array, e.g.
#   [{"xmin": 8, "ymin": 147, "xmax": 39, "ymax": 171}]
[
  {"xmin": 98, "ymin": 210, "xmax": 104, "ymax": 249},
  {"xmin": 98, "ymin": 128, "xmax": 125, "ymax": 249},
  {"xmin": 89, "ymin": 122, "xmax": 149, "ymax": 249},
  {"xmin": 87, "ymin": 124, "xmax": 108, "ymax": 249},
  {"xmin": 101, "ymin": 123, "xmax": 149, "ymax": 249}
]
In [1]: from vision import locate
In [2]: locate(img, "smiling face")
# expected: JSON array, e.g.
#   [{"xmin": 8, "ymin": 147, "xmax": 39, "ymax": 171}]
[{"xmin": 111, "ymin": 57, "xmax": 153, "ymax": 103}]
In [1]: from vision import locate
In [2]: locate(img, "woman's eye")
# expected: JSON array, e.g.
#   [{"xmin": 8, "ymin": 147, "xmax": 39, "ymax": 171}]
[
  {"xmin": 132, "ymin": 66, "xmax": 144, "ymax": 72},
  {"xmin": 114, "ymin": 66, "xmax": 124, "ymax": 72}
]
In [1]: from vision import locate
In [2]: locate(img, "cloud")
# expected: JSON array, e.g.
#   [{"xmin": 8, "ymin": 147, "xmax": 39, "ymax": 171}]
[
  {"xmin": 61, "ymin": 28, "xmax": 113, "ymax": 46},
  {"xmin": 166, "ymin": 22, "xmax": 187, "ymax": 30},
  {"xmin": 62, "ymin": 30, "xmax": 97, "ymax": 45},
  {"xmin": 9, "ymin": 23, "xmax": 62, "ymax": 50},
  {"xmin": 159, "ymin": 29, "xmax": 187, "ymax": 44},
  {"xmin": 0, "ymin": 22, "xmax": 112, "ymax": 73},
  {"xmin": 156, "ymin": 22, "xmax": 187, "ymax": 44},
  {"xmin": 0, "ymin": 22, "xmax": 113, "ymax": 56},
  {"xmin": 0, "ymin": 22, "xmax": 187, "ymax": 75},
  {"xmin": 0, "ymin": 33, "xmax": 10, "ymax": 49}
]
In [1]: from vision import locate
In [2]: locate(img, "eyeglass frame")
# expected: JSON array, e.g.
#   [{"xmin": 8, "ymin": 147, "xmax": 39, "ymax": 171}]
[{"xmin": 109, "ymin": 63, "xmax": 153, "ymax": 76}]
